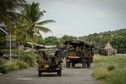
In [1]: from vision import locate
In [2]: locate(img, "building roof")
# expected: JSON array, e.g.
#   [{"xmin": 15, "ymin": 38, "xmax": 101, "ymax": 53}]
[{"xmin": 104, "ymin": 41, "xmax": 113, "ymax": 51}]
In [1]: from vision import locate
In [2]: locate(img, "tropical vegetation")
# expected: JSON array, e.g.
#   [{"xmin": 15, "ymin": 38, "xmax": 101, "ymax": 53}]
[
  {"xmin": 78, "ymin": 28, "xmax": 126, "ymax": 53},
  {"xmin": 0, "ymin": 0, "xmax": 55, "ymax": 74}
]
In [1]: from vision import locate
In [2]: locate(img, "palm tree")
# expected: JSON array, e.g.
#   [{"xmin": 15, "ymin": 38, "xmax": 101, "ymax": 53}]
[
  {"xmin": 20, "ymin": 2, "xmax": 55, "ymax": 48},
  {"xmin": 0, "ymin": 0, "xmax": 26, "ymax": 43},
  {"xmin": 0, "ymin": 0, "xmax": 26, "ymax": 61},
  {"xmin": 0, "ymin": 0, "xmax": 26, "ymax": 25}
]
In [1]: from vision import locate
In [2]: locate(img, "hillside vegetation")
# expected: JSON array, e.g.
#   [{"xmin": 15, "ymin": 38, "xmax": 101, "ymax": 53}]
[{"xmin": 78, "ymin": 28, "xmax": 126, "ymax": 53}]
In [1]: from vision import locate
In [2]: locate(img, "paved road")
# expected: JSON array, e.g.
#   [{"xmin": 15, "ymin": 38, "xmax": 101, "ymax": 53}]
[{"xmin": 0, "ymin": 64, "xmax": 98, "ymax": 84}]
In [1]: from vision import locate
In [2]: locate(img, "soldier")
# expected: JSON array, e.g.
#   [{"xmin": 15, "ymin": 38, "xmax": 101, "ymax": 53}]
[
  {"xmin": 76, "ymin": 46, "xmax": 81, "ymax": 56},
  {"xmin": 83, "ymin": 46, "xmax": 91, "ymax": 68},
  {"xmin": 90, "ymin": 46, "xmax": 94, "ymax": 63},
  {"xmin": 49, "ymin": 56, "xmax": 57, "ymax": 68}
]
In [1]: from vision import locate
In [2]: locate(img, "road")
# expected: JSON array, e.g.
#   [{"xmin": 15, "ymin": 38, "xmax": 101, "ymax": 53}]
[{"xmin": 0, "ymin": 64, "xmax": 98, "ymax": 84}]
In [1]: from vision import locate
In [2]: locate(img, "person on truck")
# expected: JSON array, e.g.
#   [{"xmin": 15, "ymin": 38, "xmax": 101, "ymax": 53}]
[{"xmin": 83, "ymin": 46, "xmax": 92, "ymax": 68}]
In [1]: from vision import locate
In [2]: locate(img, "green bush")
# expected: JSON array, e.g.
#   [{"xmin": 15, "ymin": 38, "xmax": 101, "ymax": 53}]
[
  {"xmin": 4, "ymin": 61, "xmax": 19, "ymax": 72},
  {"xmin": 0, "ymin": 58, "xmax": 7, "ymax": 65},
  {"xmin": 0, "ymin": 61, "xmax": 19, "ymax": 74},
  {"xmin": 107, "ymin": 64, "xmax": 116, "ymax": 71},
  {"xmin": 15, "ymin": 60, "xmax": 29, "ymax": 69},
  {"xmin": 19, "ymin": 50, "xmax": 36, "ymax": 67},
  {"xmin": 0, "ymin": 49, "xmax": 36, "ymax": 74},
  {"xmin": 0, "ymin": 65, "xmax": 8, "ymax": 74},
  {"xmin": 0, "ymin": 60, "xmax": 29, "ymax": 74}
]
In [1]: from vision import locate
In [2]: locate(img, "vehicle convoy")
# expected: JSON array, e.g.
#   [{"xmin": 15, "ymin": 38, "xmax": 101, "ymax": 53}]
[
  {"xmin": 37, "ymin": 47, "xmax": 63, "ymax": 77},
  {"xmin": 63, "ymin": 41, "xmax": 94, "ymax": 68}
]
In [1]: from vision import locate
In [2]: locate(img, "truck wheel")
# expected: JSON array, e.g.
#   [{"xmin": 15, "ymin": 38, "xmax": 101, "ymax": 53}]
[
  {"xmin": 57, "ymin": 70, "xmax": 62, "ymax": 76},
  {"xmin": 82, "ymin": 63, "xmax": 86, "ymax": 68},
  {"xmin": 72, "ymin": 63, "xmax": 75, "ymax": 68},
  {"xmin": 87, "ymin": 61, "xmax": 91, "ymax": 68},
  {"xmin": 38, "ymin": 70, "xmax": 42, "ymax": 77},
  {"xmin": 66, "ymin": 62, "xmax": 70, "ymax": 68},
  {"xmin": 90, "ymin": 58, "xmax": 93, "ymax": 63}
]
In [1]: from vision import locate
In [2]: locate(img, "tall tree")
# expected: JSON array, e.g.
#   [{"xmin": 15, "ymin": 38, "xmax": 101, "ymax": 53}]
[
  {"xmin": 60, "ymin": 35, "xmax": 77, "ymax": 43},
  {"xmin": 21, "ymin": 2, "xmax": 55, "ymax": 40},
  {"xmin": 0, "ymin": 0, "xmax": 26, "ymax": 44},
  {"xmin": 45, "ymin": 36, "xmax": 58, "ymax": 45},
  {"xmin": 0, "ymin": 0, "xmax": 26, "ymax": 30},
  {"xmin": 0, "ymin": 0, "xmax": 26, "ymax": 61},
  {"xmin": 17, "ymin": 1, "xmax": 55, "ymax": 49}
]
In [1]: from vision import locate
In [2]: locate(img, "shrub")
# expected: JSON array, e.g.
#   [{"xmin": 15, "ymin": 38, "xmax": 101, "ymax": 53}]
[
  {"xmin": 0, "ymin": 58, "xmax": 7, "ymax": 65},
  {"xmin": 15, "ymin": 60, "xmax": 29, "ymax": 69},
  {"xmin": 19, "ymin": 50, "xmax": 36, "ymax": 67},
  {"xmin": 0, "ymin": 49, "xmax": 37, "ymax": 74},
  {"xmin": 0, "ymin": 65, "xmax": 8, "ymax": 74},
  {"xmin": 107, "ymin": 64, "xmax": 116, "ymax": 71},
  {"xmin": 0, "ymin": 61, "xmax": 19, "ymax": 74},
  {"xmin": 4, "ymin": 61, "xmax": 19, "ymax": 72},
  {"xmin": 0, "ymin": 60, "xmax": 29, "ymax": 74}
]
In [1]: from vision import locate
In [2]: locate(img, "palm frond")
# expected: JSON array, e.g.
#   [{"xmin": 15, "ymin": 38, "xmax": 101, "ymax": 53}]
[
  {"xmin": 37, "ymin": 20, "xmax": 55, "ymax": 25},
  {"xmin": 22, "ymin": 1, "xmax": 44, "ymax": 22},
  {"xmin": 35, "ymin": 26, "xmax": 52, "ymax": 33},
  {"xmin": 6, "ymin": 11, "xmax": 25, "ymax": 22},
  {"xmin": 0, "ymin": 0, "xmax": 26, "ymax": 24},
  {"xmin": 0, "ymin": 0, "xmax": 26, "ymax": 11}
]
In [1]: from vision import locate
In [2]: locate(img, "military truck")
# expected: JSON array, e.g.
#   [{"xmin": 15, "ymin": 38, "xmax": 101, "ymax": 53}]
[
  {"xmin": 64, "ymin": 41, "xmax": 94, "ymax": 68},
  {"xmin": 37, "ymin": 47, "xmax": 63, "ymax": 77}
]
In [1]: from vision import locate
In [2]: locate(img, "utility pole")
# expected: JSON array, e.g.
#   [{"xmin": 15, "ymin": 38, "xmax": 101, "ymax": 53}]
[{"xmin": 9, "ymin": 34, "xmax": 12, "ymax": 62}]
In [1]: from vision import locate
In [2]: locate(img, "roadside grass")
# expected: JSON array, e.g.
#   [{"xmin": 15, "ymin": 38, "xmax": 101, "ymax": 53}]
[
  {"xmin": 0, "ymin": 60, "xmax": 29, "ymax": 74},
  {"xmin": 0, "ymin": 50, "xmax": 36, "ymax": 74},
  {"xmin": 92, "ymin": 55, "xmax": 126, "ymax": 84}
]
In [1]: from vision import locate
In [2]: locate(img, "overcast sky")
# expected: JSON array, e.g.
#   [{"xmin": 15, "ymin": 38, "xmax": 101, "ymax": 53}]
[{"xmin": 29, "ymin": 0, "xmax": 126, "ymax": 37}]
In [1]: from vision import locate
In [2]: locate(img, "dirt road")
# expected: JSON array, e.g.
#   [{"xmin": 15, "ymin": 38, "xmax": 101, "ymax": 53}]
[{"xmin": 0, "ymin": 64, "xmax": 98, "ymax": 84}]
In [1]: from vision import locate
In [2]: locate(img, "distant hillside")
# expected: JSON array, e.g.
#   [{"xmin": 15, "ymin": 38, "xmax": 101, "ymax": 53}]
[
  {"xmin": 79, "ymin": 28, "xmax": 126, "ymax": 41},
  {"xmin": 78, "ymin": 28, "xmax": 126, "ymax": 53}
]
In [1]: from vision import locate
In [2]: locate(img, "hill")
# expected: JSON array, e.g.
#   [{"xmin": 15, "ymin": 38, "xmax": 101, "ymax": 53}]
[{"xmin": 78, "ymin": 28, "xmax": 126, "ymax": 53}]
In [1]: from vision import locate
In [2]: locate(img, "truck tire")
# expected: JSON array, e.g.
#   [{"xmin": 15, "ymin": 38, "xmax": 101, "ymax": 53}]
[
  {"xmin": 57, "ymin": 70, "xmax": 62, "ymax": 76},
  {"xmin": 82, "ymin": 62, "xmax": 86, "ymax": 68},
  {"xmin": 87, "ymin": 61, "xmax": 91, "ymax": 68},
  {"xmin": 38, "ymin": 70, "xmax": 42, "ymax": 77},
  {"xmin": 66, "ymin": 61, "xmax": 70, "ymax": 68},
  {"xmin": 72, "ymin": 63, "xmax": 75, "ymax": 68}
]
